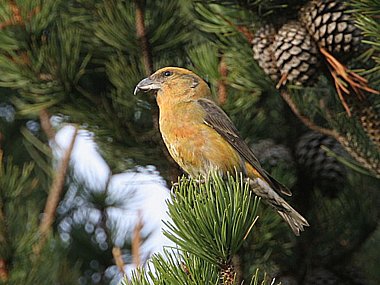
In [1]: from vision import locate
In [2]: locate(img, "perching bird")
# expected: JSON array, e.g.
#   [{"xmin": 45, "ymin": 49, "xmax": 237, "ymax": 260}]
[{"xmin": 134, "ymin": 67, "xmax": 309, "ymax": 235}]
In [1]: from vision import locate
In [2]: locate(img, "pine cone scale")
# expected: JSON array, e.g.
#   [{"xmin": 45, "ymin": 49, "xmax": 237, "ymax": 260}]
[
  {"xmin": 252, "ymin": 25, "xmax": 280, "ymax": 81},
  {"xmin": 273, "ymin": 22, "xmax": 321, "ymax": 86},
  {"xmin": 300, "ymin": 0, "xmax": 363, "ymax": 59}
]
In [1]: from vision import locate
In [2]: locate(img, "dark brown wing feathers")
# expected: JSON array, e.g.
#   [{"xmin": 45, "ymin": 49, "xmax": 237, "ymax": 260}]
[{"xmin": 197, "ymin": 98, "xmax": 292, "ymax": 197}]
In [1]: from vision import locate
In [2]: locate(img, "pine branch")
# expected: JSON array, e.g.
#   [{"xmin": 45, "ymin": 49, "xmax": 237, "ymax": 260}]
[
  {"xmin": 0, "ymin": 258, "xmax": 8, "ymax": 282},
  {"xmin": 134, "ymin": 0, "xmax": 152, "ymax": 75},
  {"xmin": 351, "ymin": 0, "xmax": 380, "ymax": 70},
  {"xmin": 280, "ymin": 90, "xmax": 339, "ymax": 139},
  {"xmin": 128, "ymin": 249, "xmax": 220, "ymax": 285},
  {"xmin": 217, "ymin": 54, "xmax": 228, "ymax": 105},
  {"xmin": 132, "ymin": 211, "xmax": 143, "ymax": 267},
  {"xmin": 0, "ymin": 148, "xmax": 8, "ymax": 283},
  {"xmin": 319, "ymin": 47, "xmax": 380, "ymax": 116},
  {"xmin": 337, "ymin": 135, "xmax": 380, "ymax": 177},
  {"xmin": 133, "ymin": 0, "xmax": 182, "ymax": 182},
  {"xmin": 0, "ymin": 142, "xmax": 46, "ymax": 282},
  {"xmin": 125, "ymin": 249, "xmax": 276, "ymax": 285},
  {"xmin": 164, "ymin": 173, "xmax": 260, "ymax": 267},
  {"xmin": 281, "ymin": 89, "xmax": 380, "ymax": 177},
  {"xmin": 122, "ymin": 173, "xmax": 265, "ymax": 284},
  {"xmin": 39, "ymin": 109, "xmax": 55, "ymax": 141},
  {"xmin": 35, "ymin": 126, "xmax": 78, "ymax": 254},
  {"xmin": 0, "ymin": 0, "xmax": 22, "ymax": 29},
  {"xmin": 346, "ymin": 96, "xmax": 380, "ymax": 150},
  {"xmin": 112, "ymin": 246, "xmax": 126, "ymax": 275}
]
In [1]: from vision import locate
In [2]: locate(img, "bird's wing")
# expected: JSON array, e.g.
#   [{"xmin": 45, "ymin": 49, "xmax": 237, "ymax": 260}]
[{"xmin": 197, "ymin": 98, "xmax": 292, "ymax": 196}]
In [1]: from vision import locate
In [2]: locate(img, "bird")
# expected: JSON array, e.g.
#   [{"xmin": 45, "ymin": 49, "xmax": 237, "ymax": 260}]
[{"xmin": 134, "ymin": 67, "xmax": 309, "ymax": 235}]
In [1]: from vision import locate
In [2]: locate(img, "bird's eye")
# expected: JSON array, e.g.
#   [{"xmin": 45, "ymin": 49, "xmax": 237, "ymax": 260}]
[{"xmin": 163, "ymin": 71, "xmax": 173, "ymax": 77}]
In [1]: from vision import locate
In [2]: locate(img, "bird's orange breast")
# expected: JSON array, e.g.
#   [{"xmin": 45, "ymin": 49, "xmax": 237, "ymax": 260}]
[{"xmin": 158, "ymin": 101, "xmax": 244, "ymax": 177}]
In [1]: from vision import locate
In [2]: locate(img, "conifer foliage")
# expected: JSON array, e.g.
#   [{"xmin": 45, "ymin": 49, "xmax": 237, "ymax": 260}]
[
  {"xmin": 124, "ymin": 173, "xmax": 275, "ymax": 285},
  {"xmin": 0, "ymin": 0, "xmax": 379, "ymax": 284}
]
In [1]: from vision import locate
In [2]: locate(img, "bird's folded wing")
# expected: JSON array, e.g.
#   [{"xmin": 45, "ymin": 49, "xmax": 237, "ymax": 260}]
[{"xmin": 197, "ymin": 98, "xmax": 292, "ymax": 197}]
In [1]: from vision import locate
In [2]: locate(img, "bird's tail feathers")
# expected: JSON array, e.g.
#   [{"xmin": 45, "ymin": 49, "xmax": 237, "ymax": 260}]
[
  {"xmin": 249, "ymin": 178, "xmax": 309, "ymax": 236},
  {"xmin": 277, "ymin": 206, "xmax": 309, "ymax": 236}
]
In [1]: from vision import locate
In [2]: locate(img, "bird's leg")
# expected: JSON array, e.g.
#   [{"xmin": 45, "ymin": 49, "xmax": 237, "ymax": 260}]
[
  {"xmin": 171, "ymin": 181, "xmax": 179, "ymax": 189},
  {"xmin": 193, "ymin": 177, "xmax": 206, "ymax": 185},
  {"xmin": 171, "ymin": 175, "xmax": 206, "ymax": 191},
  {"xmin": 244, "ymin": 177, "xmax": 256, "ymax": 189}
]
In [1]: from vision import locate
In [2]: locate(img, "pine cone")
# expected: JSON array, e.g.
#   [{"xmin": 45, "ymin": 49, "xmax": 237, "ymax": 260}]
[
  {"xmin": 358, "ymin": 104, "xmax": 380, "ymax": 149},
  {"xmin": 296, "ymin": 132, "xmax": 346, "ymax": 197},
  {"xmin": 252, "ymin": 25, "xmax": 280, "ymax": 81},
  {"xmin": 251, "ymin": 139, "xmax": 297, "ymax": 188},
  {"xmin": 220, "ymin": 263, "xmax": 236, "ymax": 285},
  {"xmin": 300, "ymin": 0, "xmax": 362, "ymax": 59},
  {"xmin": 251, "ymin": 139, "xmax": 293, "ymax": 169},
  {"xmin": 339, "ymin": 132, "xmax": 380, "ymax": 176},
  {"xmin": 273, "ymin": 21, "xmax": 321, "ymax": 86},
  {"xmin": 347, "ymin": 97, "xmax": 380, "ymax": 150}
]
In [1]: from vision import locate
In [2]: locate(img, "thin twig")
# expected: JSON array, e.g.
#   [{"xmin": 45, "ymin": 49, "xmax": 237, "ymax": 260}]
[
  {"xmin": 0, "ymin": 1, "xmax": 40, "ymax": 30},
  {"xmin": 320, "ymin": 47, "xmax": 379, "ymax": 116},
  {"xmin": 276, "ymin": 72, "xmax": 288, "ymax": 89},
  {"xmin": 133, "ymin": 0, "xmax": 182, "ymax": 182},
  {"xmin": 39, "ymin": 109, "xmax": 55, "ymax": 141},
  {"xmin": 0, "ymin": 198, "xmax": 8, "ymax": 281},
  {"xmin": 243, "ymin": 216, "xmax": 259, "ymax": 240},
  {"xmin": 35, "ymin": 127, "xmax": 78, "ymax": 254},
  {"xmin": 0, "ymin": 146, "xmax": 8, "ymax": 282},
  {"xmin": 0, "ymin": 259, "xmax": 8, "ymax": 282},
  {"xmin": 280, "ymin": 90, "xmax": 339, "ymax": 139},
  {"xmin": 134, "ymin": 0, "xmax": 153, "ymax": 75},
  {"xmin": 112, "ymin": 246, "xmax": 126, "ymax": 275},
  {"xmin": 217, "ymin": 55, "xmax": 228, "ymax": 105},
  {"xmin": 0, "ymin": 0, "xmax": 23, "ymax": 29},
  {"xmin": 219, "ymin": 14, "xmax": 253, "ymax": 43},
  {"xmin": 132, "ymin": 211, "xmax": 143, "ymax": 267}
]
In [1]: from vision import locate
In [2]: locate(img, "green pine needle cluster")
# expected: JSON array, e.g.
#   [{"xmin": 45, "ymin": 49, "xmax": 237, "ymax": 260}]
[
  {"xmin": 122, "ymin": 173, "xmax": 276, "ymax": 285},
  {"xmin": 165, "ymin": 173, "xmax": 259, "ymax": 265},
  {"xmin": 350, "ymin": 0, "xmax": 380, "ymax": 81},
  {"xmin": 0, "ymin": 158, "xmax": 80, "ymax": 284}
]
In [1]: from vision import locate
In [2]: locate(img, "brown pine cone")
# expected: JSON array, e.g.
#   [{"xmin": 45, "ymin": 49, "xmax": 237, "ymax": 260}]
[
  {"xmin": 300, "ymin": 0, "xmax": 363, "ymax": 59},
  {"xmin": 273, "ymin": 21, "xmax": 321, "ymax": 86},
  {"xmin": 252, "ymin": 25, "xmax": 280, "ymax": 82}
]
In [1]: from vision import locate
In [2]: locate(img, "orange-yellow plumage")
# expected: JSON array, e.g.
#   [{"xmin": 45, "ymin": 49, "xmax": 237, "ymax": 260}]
[
  {"xmin": 159, "ymin": 95, "xmax": 243, "ymax": 177},
  {"xmin": 135, "ymin": 67, "xmax": 309, "ymax": 235}
]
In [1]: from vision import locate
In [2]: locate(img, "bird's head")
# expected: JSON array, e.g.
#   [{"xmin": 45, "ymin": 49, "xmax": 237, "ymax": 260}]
[{"xmin": 134, "ymin": 67, "xmax": 211, "ymax": 101}]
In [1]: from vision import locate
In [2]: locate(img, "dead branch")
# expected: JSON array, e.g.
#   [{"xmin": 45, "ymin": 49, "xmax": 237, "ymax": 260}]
[
  {"xmin": 217, "ymin": 55, "xmax": 228, "ymax": 105},
  {"xmin": 132, "ymin": 211, "xmax": 143, "ymax": 267},
  {"xmin": 320, "ymin": 47, "xmax": 379, "ymax": 116},
  {"xmin": 134, "ymin": 0, "xmax": 153, "ymax": 75},
  {"xmin": 280, "ymin": 90, "xmax": 339, "ymax": 139},
  {"xmin": 39, "ymin": 109, "xmax": 55, "ymax": 141},
  {"xmin": 112, "ymin": 246, "xmax": 126, "ymax": 275},
  {"xmin": 35, "ymin": 126, "xmax": 78, "ymax": 254}
]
